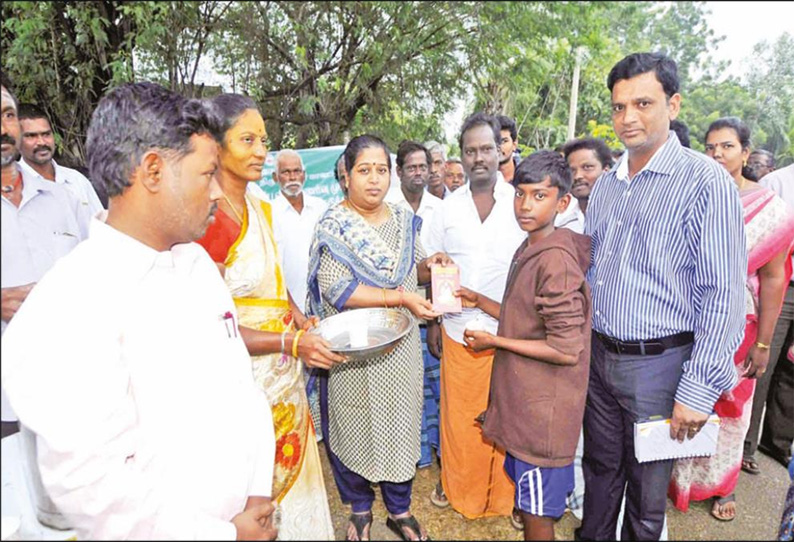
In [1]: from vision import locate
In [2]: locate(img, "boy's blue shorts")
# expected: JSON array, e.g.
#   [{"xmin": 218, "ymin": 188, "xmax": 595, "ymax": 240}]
[{"xmin": 505, "ymin": 452, "xmax": 574, "ymax": 518}]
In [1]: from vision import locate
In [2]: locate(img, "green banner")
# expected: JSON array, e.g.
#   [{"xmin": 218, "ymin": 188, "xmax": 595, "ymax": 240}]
[{"xmin": 255, "ymin": 145, "xmax": 346, "ymax": 204}]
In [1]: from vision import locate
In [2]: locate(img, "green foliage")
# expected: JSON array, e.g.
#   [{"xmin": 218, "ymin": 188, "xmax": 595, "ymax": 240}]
[
  {"xmin": 2, "ymin": 1, "xmax": 155, "ymax": 164},
  {"xmin": 585, "ymin": 120, "xmax": 622, "ymax": 150},
  {"xmin": 2, "ymin": 0, "xmax": 790, "ymax": 166},
  {"xmin": 679, "ymin": 32, "xmax": 794, "ymax": 165}
]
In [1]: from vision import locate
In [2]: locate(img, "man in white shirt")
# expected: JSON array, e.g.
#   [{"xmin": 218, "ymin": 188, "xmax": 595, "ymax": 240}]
[
  {"xmin": 17, "ymin": 103, "xmax": 104, "ymax": 217},
  {"xmin": 424, "ymin": 140, "xmax": 451, "ymax": 200},
  {"xmin": 2, "ymin": 82, "xmax": 92, "ymax": 425},
  {"xmin": 554, "ymin": 137, "xmax": 613, "ymax": 235},
  {"xmin": 2, "ymin": 82, "xmax": 278, "ymax": 540},
  {"xmin": 386, "ymin": 141, "xmax": 442, "ymax": 253},
  {"xmin": 270, "ymin": 149, "xmax": 328, "ymax": 314},
  {"xmin": 386, "ymin": 140, "xmax": 444, "ymax": 469},
  {"xmin": 425, "ymin": 112, "xmax": 526, "ymax": 519}
]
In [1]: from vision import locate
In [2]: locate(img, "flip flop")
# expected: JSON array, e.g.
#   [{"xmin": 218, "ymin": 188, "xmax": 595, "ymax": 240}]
[
  {"xmin": 430, "ymin": 481, "xmax": 449, "ymax": 508},
  {"xmin": 346, "ymin": 511, "xmax": 372, "ymax": 541},
  {"xmin": 386, "ymin": 514, "xmax": 430, "ymax": 541},
  {"xmin": 711, "ymin": 494, "xmax": 736, "ymax": 522},
  {"xmin": 510, "ymin": 507, "xmax": 524, "ymax": 530},
  {"xmin": 741, "ymin": 455, "xmax": 761, "ymax": 475}
]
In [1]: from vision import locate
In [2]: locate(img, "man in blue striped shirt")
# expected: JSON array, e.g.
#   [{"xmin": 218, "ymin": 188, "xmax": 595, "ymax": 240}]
[{"xmin": 578, "ymin": 53, "xmax": 746, "ymax": 541}]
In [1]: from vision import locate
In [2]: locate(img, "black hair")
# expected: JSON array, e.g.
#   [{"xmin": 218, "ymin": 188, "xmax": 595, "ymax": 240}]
[
  {"xmin": 512, "ymin": 150, "xmax": 573, "ymax": 197},
  {"xmin": 396, "ymin": 140, "xmax": 431, "ymax": 169},
  {"xmin": 458, "ymin": 112, "xmax": 500, "ymax": 152},
  {"xmin": 706, "ymin": 116, "xmax": 753, "ymax": 179},
  {"xmin": 86, "ymin": 82, "xmax": 224, "ymax": 198},
  {"xmin": 670, "ymin": 119, "xmax": 691, "ymax": 148},
  {"xmin": 705, "ymin": 117, "xmax": 751, "ymax": 150},
  {"xmin": 343, "ymin": 134, "xmax": 391, "ymax": 174},
  {"xmin": 497, "ymin": 115, "xmax": 517, "ymax": 142},
  {"xmin": 17, "ymin": 103, "xmax": 50, "ymax": 123},
  {"xmin": 607, "ymin": 52, "xmax": 680, "ymax": 98},
  {"xmin": 562, "ymin": 138, "xmax": 614, "ymax": 169},
  {"xmin": 212, "ymin": 93, "xmax": 260, "ymax": 144},
  {"xmin": 749, "ymin": 148, "xmax": 775, "ymax": 168},
  {"xmin": 334, "ymin": 153, "xmax": 345, "ymax": 183}
]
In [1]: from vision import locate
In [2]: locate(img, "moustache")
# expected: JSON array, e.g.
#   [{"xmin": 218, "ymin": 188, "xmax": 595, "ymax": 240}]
[
  {"xmin": 33, "ymin": 145, "xmax": 52, "ymax": 154},
  {"xmin": 1, "ymin": 134, "xmax": 16, "ymax": 147},
  {"xmin": 209, "ymin": 202, "xmax": 218, "ymax": 216}
]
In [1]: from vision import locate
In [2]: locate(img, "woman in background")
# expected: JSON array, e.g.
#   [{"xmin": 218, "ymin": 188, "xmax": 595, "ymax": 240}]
[{"xmin": 669, "ymin": 117, "xmax": 794, "ymax": 521}]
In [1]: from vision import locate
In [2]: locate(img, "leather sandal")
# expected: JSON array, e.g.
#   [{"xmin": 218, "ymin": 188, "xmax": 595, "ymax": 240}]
[
  {"xmin": 346, "ymin": 511, "xmax": 372, "ymax": 541},
  {"xmin": 430, "ymin": 481, "xmax": 449, "ymax": 508},
  {"xmin": 510, "ymin": 507, "xmax": 524, "ymax": 530},
  {"xmin": 386, "ymin": 514, "xmax": 430, "ymax": 541}
]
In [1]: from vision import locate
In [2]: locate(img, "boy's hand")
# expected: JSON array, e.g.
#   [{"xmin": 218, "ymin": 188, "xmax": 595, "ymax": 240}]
[
  {"xmin": 455, "ymin": 287, "xmax": 480, "ymax": 309},
  {"xmin": 463, "ymin": 329, "xmax": 496, "ymax": 352},
  {"xmin": 425, "ymin": 252, "xmax": 454, "ymax": 270}
]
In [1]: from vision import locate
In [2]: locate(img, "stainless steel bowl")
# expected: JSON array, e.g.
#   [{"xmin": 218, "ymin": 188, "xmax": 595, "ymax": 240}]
[{"xmin": 310, "ymin": 308, "xmax": 414, "ymax": 361}]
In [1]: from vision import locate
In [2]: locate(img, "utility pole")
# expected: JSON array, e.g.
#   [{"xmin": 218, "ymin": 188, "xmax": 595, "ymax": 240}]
[{"xmin": 567, "ymin": 47, "xmax": 584, "ymax": 141}]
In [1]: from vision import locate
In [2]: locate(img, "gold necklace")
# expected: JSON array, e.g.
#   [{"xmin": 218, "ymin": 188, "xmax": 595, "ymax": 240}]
[{"xmin": 222, "ymin": 192, "xmax": 246, "ymax": 223}]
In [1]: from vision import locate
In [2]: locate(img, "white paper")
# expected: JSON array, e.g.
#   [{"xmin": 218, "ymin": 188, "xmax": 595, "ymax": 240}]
[{"xmin": 634, "ymin": 414, "xmax": 720, "ymax": 463}]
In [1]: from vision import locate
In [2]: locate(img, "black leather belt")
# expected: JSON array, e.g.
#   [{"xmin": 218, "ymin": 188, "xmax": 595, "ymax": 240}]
[{"xmin": 594, "ymin": 331, "xmax": 694, "ymax": 356}]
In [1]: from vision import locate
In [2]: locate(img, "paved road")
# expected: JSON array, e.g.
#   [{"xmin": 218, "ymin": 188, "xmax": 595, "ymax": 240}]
[{"xmin": 319, "ymin": 445, "xmax": 790, "ymax": 540}]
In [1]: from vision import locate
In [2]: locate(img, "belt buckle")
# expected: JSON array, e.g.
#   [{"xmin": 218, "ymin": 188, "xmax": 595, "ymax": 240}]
[{"xmin": 605, "ymin": 335, "xmax": 622, "ymax": 354}]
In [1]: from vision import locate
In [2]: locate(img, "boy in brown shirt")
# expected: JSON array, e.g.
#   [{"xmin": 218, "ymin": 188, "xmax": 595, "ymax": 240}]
[{"xmin": 459, "ymin": 150, "xmax": 592, "ymax": 540}]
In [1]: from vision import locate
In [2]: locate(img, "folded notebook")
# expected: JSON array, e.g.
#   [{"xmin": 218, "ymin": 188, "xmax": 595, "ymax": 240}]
[{"xmin": 634, "ymin": 414, "xmax": 720, "ymax": 463}]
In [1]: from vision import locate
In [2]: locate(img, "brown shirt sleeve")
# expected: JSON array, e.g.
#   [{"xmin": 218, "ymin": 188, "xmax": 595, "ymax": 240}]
[{"xmin": 534, "ymin": 248, "xmax": 587, "ymax": 358}]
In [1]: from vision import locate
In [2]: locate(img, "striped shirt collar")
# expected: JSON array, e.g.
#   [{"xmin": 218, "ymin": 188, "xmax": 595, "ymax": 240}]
[{"xmin": 615, "ymin": 131, "xmax": 680, "ymax": 183}]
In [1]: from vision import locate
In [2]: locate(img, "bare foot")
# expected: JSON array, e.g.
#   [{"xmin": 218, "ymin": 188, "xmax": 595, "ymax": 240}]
[{"xmin": 711, "ymin": 496, "xmax": 736, "ymax": 521}]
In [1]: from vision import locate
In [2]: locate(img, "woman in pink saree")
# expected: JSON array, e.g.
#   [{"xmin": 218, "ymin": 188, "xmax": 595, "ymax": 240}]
[{"xmin": 669, "ymin": 117, "xmax": 794, "ymax": 521}]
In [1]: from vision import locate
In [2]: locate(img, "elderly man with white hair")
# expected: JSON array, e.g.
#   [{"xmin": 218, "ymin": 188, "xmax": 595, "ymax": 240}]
[{"xmin": 270, "ymin": 149, "xmax": 328, "ymax": 314}]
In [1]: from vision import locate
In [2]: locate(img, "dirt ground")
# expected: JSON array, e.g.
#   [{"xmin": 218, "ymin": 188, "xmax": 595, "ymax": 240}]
[{"xmin": 317, "ymin": 444, "xmax": 790, "ymax": 540}]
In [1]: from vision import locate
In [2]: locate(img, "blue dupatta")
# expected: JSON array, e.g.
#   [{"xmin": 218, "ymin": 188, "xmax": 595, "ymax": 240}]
[{"xmin": 305, "ymin": 202, "xmax": 421, "ymax": 319}]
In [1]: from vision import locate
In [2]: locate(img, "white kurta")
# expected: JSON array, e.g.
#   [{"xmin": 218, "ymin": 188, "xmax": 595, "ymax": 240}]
[
  {"xmin": 271, "ymin": 192, "xmax": 328, "ymax": 314},
  {"xmin": 1, "ymin": 219, "xmax": 275, "ymax": 540},
  {"xmin": 424, "ymin": 180, "xmax": 526, "ymax": 343},
  {"xmin": 385, "ymin": 186, "xmax": 442, "ymax": 254}
]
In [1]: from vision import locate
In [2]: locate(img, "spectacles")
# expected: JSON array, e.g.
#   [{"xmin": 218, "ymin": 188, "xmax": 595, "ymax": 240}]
[{"xmin": 404, "ymin": 164, "xmax": 429, "ymax": 174}]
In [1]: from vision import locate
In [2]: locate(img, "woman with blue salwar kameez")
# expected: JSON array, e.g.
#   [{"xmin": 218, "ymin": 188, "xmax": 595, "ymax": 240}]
[{"xmin": 306, "ymin": 135, "xmax": 449, "ymax": 542}]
